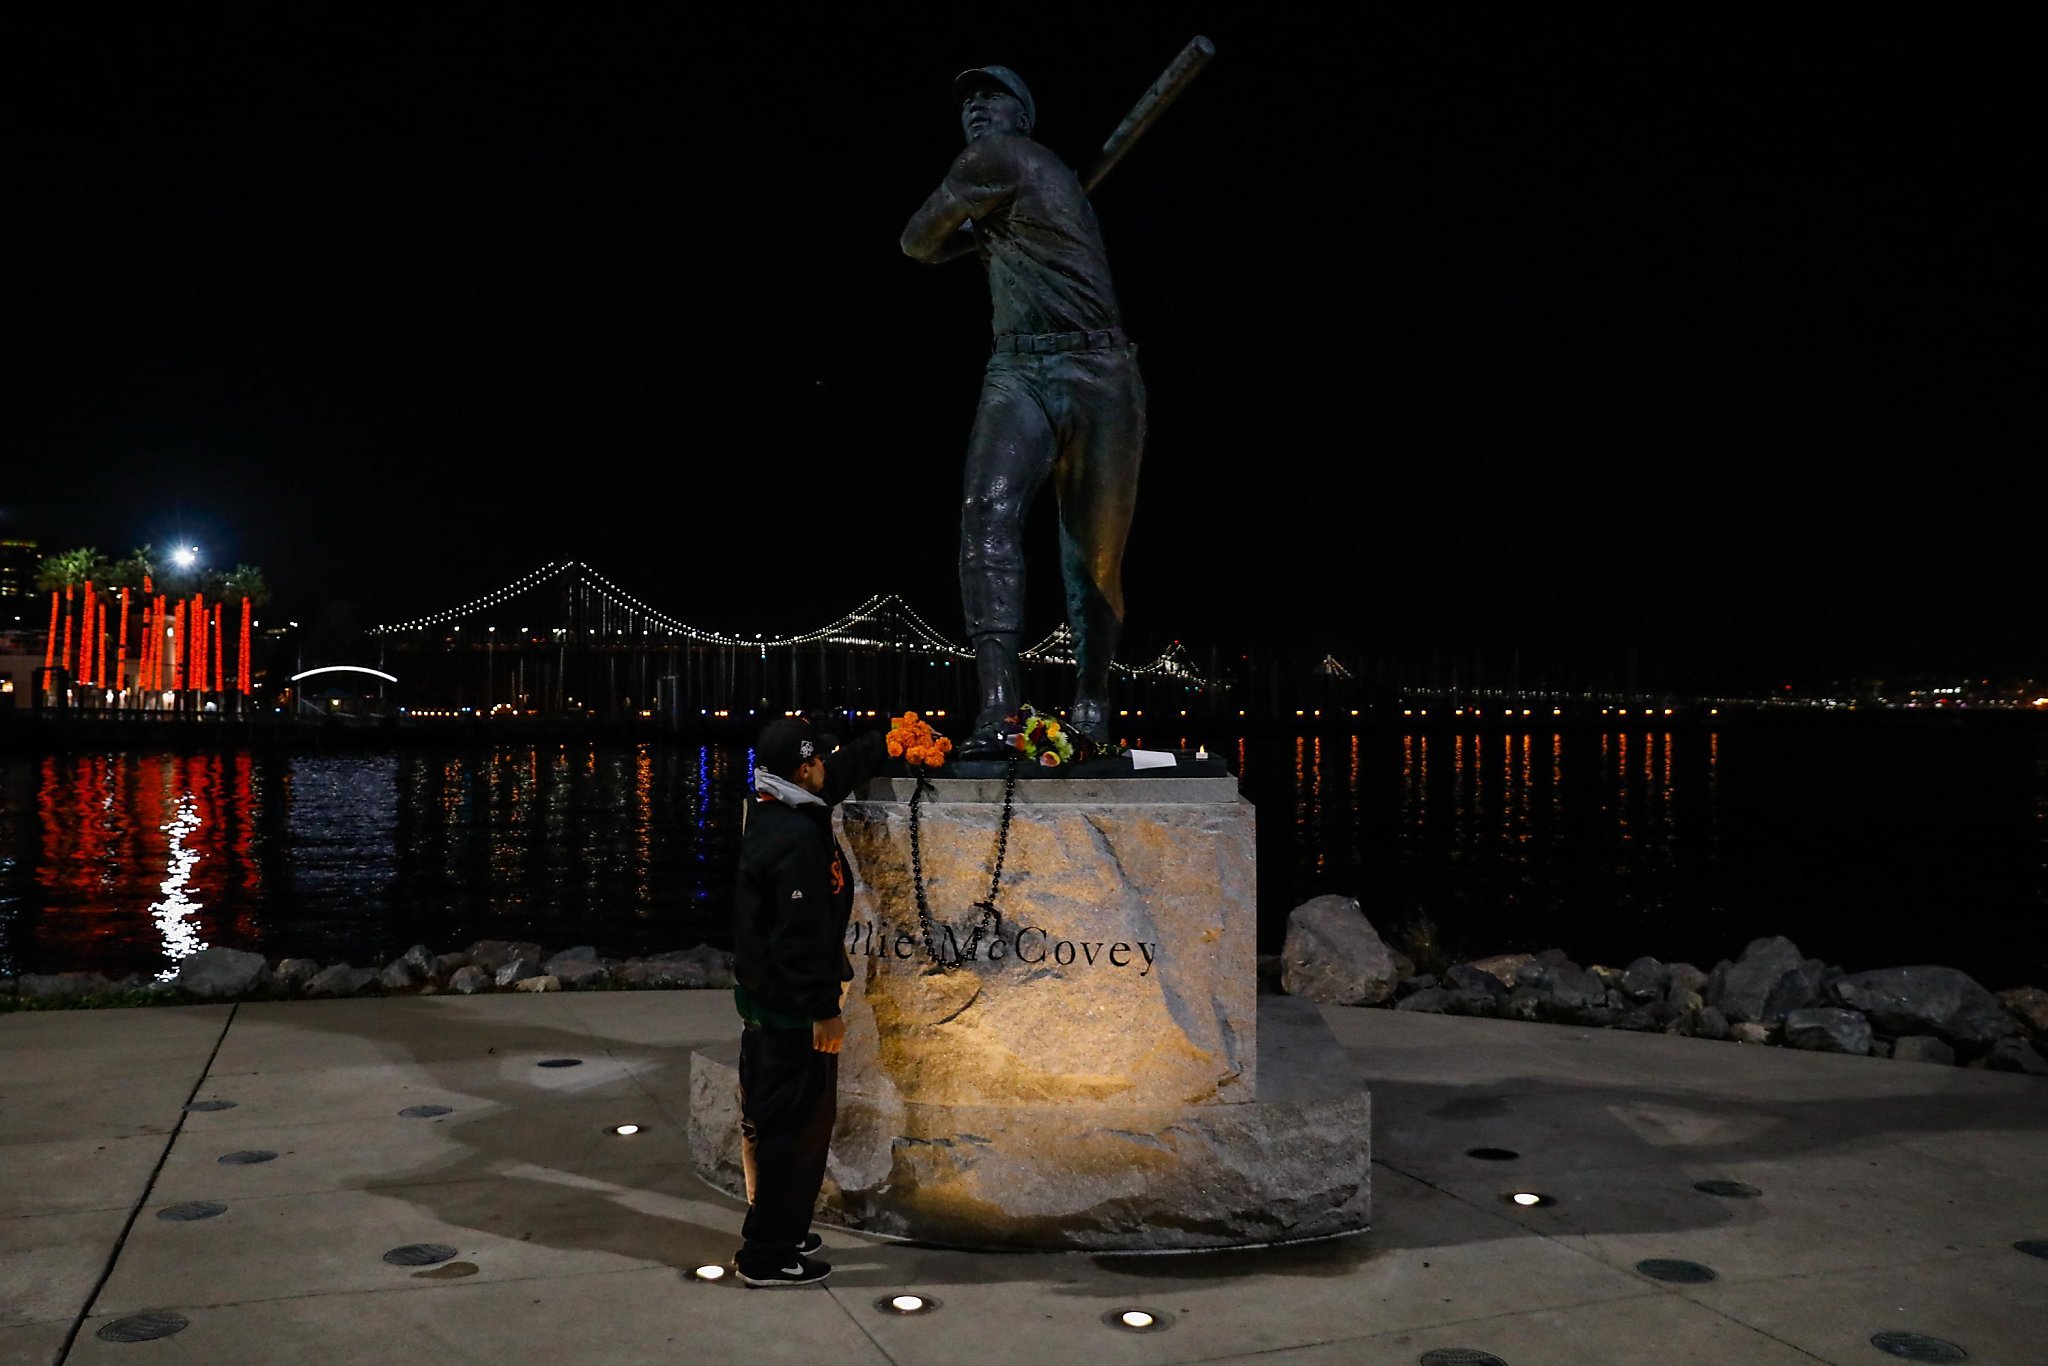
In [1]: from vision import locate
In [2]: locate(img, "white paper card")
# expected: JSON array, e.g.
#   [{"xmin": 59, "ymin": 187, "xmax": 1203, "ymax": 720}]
[{"xmin": 1128, "ymin": 749, "xmax": 1177, "ymax": 770}]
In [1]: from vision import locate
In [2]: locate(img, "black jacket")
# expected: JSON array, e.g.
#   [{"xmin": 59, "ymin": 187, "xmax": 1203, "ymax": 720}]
[{"xmin": 732, "ymin": 731, "xmax": 886, "ymax": 1022}]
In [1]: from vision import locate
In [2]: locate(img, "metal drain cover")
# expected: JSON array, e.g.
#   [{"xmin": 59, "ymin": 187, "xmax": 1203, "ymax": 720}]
[
  {"xmin": 1635, "ymin": 1258, "xmax": 1717, "ymax": 1283},
  {"xmin": 1420, "ymin": 1350, "xmax": 1508, "ymax": 1366},
  {"xmin": 157, "ymin": 1201, "xmax": 227, "ymax": 1222},
  {"xmin": 399, "ymin": 1105, "xmax": 454, "ymax": 1118},
  {"xmin": 183, "ymin": 1099, "xmax": 237, "ymax": 1113},
  {"xmin": 96, "ymin": 1311, "xmax": 190, "ymax": 1343},
  {"xmin": 1464, "ymin": 1147, "xmax": 1519, "ymax": 1161},
  {"xmin": 2015, "ymin": 1239, "xmax": 2048, "ymax": 1260},
  {"xmin": 383, "ymin": 1243, "xmax": 459, "ymax": 1267},
  {"xmin": 1870, "ymin": 1331, "xmax": 1968, "ymax": 1362},
  {"xmin": 217, "ymin": 1150, "xmax": 277, "ymax": 1165},
  {"xmin": 1693, "ymin": 1180, "xmax": 1762, "ymax": 1198},
  {"xmin": 536, "ymin": 1058, "xmax": 583, "ymax": 1068}
]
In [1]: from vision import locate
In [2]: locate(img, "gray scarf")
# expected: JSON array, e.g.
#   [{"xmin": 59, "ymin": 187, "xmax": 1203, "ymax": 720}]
[{"xmin": 754, "ymin": 768, "xmax": 825, "ymax": 809}]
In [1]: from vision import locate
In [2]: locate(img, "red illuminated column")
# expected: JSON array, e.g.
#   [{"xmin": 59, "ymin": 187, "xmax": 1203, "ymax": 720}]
[
  {"xmin": 211, "ymin": 605, "xmax": 223, "ymax": 696},
  {"xmin": 62, "ymin": 586, "xmax": 75, "ymax": 678},
  {"xmin": 138, "ymin": 601, "xmax": 151, "ymax": 694},
  {"xmin": 153, "ymin": 597, "xmax": 167, "ymax": 692},
  {"xmin": 97, "ymin": 598, "xmax": 110, "ymax": 690},
  {"xmin": 172, "ymin": 601, "xmax": 186, "ymax": 692},
  {"xmin": 45, "ymin": 591, "xmax": 59, "ymax": 669},
  {"xmin": 83, "ymin": 585, "xmax": 97, "ymax": 684},
  {"xmin": 239, "ymin": 598, "xmax": 252, "ymax": 695},
  {"xmin": 187, "ymin": 595, "xmax": 201, "ymax": 693},
  {"xmin": 117, "ymin": 588, "xmax": 131, "ymax": 698}
]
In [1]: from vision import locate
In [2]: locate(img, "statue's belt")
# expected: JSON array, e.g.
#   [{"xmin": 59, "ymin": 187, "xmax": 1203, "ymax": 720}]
[{"xmin": 991, "ymin": 327, "xmax": 1129, "ymax": 355}]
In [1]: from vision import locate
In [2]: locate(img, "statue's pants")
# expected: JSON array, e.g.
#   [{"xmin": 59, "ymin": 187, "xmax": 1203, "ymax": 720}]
[
  {"xmin": 737, "ymin": 1025, "xmax": 837, "ymax": 1261},
  {"xmin": 959, "ymin": 345, "xmax": 1146, "ymax": 697}
]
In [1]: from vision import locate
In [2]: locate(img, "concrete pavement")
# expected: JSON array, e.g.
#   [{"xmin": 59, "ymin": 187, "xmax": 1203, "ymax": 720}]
[{"xmin": 3, "ymin": 992, "xmax": 2044, "ymax": 1364}]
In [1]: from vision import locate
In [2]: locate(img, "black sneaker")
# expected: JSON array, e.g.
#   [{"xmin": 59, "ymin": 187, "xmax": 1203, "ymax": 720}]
[
  {"xmin": 797, "ymin": 1232, "xmax": 824, "ymax": 1256},
  {"xmin": 736, "ymin": 1254, "xmax": 831, "ymax": 1289}
]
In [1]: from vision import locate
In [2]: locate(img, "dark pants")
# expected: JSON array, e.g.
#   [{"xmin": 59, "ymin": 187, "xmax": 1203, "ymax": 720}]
[
  {"xmin": 959, "ymin": 345, "xmax": 1146, "ymax": 702},
  {"xmin": 737, "ymin": 1025, "xmax": 837, "ymax": 1264}
]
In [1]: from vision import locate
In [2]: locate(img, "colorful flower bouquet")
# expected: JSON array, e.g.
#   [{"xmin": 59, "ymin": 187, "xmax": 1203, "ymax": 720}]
[
  {"xmin": 1013, "ymin": 703, "xmax": 1078, "ymax": 767},
  {"xmin": 887, "ymin": 712, "xmax": 952, "ymax": 769}
]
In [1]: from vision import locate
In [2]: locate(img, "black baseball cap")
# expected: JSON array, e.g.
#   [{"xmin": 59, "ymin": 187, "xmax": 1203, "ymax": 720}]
[{"xmin": 755, "ymin": 717, "xmax": 837, "ymax": 779}]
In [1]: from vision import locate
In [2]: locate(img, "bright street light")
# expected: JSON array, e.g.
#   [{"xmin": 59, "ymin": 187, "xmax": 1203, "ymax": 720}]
[{"xmin": 172, "ymin": 546, "xmax": 198, "ymax": 568}]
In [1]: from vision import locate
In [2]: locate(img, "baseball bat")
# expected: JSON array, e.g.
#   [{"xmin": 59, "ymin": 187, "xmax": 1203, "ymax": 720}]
[{"xmin": 1082, "ymin": 35, "xmax": 1215, "ymax": 195}]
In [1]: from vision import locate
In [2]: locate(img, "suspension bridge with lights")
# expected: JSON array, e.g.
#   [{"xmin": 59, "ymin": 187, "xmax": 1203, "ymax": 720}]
[{"xmin": 364, "ymin": 560, "xmax": 1222, "ymax": 724}]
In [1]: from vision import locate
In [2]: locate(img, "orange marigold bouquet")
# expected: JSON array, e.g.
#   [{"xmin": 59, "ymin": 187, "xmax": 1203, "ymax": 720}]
[{"xmin": 886, "ymin": 711, "xmax": 953, "ymax": 769}]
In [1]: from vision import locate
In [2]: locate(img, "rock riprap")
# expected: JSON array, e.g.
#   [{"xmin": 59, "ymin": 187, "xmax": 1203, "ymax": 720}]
[
  {"xmin": 689, "ymin": 773, "xmax": 1371, "ymax": 1250},
  {"xmin": 1707, "ymin": 936, "xmax": 1829, "ymax": 1024},
  {"xmin": 6, "ymin": 939, "xmax": 734, "ymax": 1007},
  {"xmin": 1784, "ymin": 1007, "xmax": 1874, "ymax": 1055},
  {"xmin": 1280, "ymin": 895, "xmax": 1401, "ymax": 1006},
  {"xmin": 174, "ymin": 947, "xmax": 273, "ymax": 1000},
  {"xmin": 1829, "ymin": 965, "xmax": 2018, "ymax": 1050}
]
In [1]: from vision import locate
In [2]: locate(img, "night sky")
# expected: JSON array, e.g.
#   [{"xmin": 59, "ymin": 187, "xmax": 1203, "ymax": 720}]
[{"xmin": 14, "ymin": 14, "xmax": 2039, "ymax": 689}]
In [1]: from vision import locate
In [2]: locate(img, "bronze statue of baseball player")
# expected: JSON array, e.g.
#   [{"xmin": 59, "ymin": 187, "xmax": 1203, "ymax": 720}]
[{"xmin": 902, "ymin": 64, "xmax": 1147, "ymax": 757}]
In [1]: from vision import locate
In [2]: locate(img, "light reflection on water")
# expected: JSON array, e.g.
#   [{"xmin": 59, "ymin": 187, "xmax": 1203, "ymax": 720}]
[
  {"xmin": 0, "ymin": 745, "xmax": 749, "ymax": 981},
  {"xmin": 1240, "ymin": 724, "xmax": 2046, "ymax": 985},
  {"xmin": 1, "ymin": 725, "xmax": 2043, "ymax": 987},
  {"xmin": 149, "ymin": 793, "xmax": 206, "ymax": 977}
]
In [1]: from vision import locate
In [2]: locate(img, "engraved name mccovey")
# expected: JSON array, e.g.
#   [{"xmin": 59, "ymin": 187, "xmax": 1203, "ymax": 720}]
[{"xmin": 848, "ymin": 918, "xmax": 1159, "ymax": 976}]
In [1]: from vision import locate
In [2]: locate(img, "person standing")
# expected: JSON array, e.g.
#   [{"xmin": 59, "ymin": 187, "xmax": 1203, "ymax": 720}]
[
  {"xmin": 902, "ymin": 64, "xmax": 1147, "ymax": 756},
  {"xmin": 729, "ymin": 715, "xmax": 883, "ymax": 1287}
]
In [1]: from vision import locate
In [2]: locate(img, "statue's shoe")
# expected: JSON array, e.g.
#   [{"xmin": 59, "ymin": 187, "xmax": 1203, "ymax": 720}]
[
  {"xmin": 955, "ymin": 716, "xmax": 1017, "ymax": 760},
  {"xmin": 1064, "ymin": 699, "xmax": 1109, "ymax": 748}
]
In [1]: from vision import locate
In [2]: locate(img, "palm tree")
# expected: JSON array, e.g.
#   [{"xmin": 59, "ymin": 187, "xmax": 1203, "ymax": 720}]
[
  {"xmin": 216, "ymin": 564, "xmax": 271, "ymax": 607},
  {"xmin": 34, "ymin": 547, "xmax": 103, "ymax": 593},
  {"xmin": 108, "ymin": 545, "xmax": 157, "ymax": 592},
  {"xmin": 32, "ymin": 548, "xmax": 108, "ymax": 678}
]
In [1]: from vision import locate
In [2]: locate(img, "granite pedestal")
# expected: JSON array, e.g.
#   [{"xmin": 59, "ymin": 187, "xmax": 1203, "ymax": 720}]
[{"xmin": 689, "ymin": 771, "xmax": 1372, "ymax": 1250}]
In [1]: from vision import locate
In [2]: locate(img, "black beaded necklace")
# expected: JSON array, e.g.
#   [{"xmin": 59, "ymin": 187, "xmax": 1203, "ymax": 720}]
[{"xmin": 906, "ymin": 751, "xmax": 1021, "ymax": 968}]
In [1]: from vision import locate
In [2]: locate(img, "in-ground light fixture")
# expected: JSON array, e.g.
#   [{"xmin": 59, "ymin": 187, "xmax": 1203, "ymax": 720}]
[{"xmin": 876, "ymin": 1294, "xmax": 940, "ymax": 1315}]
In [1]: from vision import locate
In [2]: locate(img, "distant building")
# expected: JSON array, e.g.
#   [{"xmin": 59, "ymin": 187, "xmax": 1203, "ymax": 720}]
[{"xmin": 0, "ymin": 539, "xmax": 38, "ymax": 627}]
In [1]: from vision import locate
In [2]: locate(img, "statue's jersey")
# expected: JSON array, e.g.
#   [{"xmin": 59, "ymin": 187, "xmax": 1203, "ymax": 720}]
[{"xmin": 942, "ymin": 134, "xmax": 1123, "ymax": 337}]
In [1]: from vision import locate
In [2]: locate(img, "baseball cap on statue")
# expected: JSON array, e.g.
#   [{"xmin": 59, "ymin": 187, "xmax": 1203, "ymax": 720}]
[
  {"xmin": 755, "ymin": 717, "xmax": 821, "ymax": 780},
  {"xmin": 953, "ymin": 64, "xmax": 1036, "ymax": 132}
]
